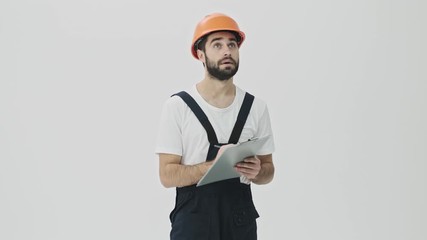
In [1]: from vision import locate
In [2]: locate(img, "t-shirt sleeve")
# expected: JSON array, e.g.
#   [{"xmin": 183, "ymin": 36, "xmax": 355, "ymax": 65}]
[
  {"xmin": 155, "ymin": 97, "xmax": 183, "ymax": 156},
  {"xmin": 256, "ymin": 105, "xmax": 275, "ymax": 155}
]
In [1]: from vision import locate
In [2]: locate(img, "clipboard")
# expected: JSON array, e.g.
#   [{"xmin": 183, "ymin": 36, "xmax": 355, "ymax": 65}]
[{"xmin": 197, "ymin": 136, "xmax": 269, "ymax": 187}]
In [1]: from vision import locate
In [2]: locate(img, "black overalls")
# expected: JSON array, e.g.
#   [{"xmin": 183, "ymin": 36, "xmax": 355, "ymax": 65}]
[{"xmin": 169, "ymin": 91, "xmax": 260, "ymax": 240}]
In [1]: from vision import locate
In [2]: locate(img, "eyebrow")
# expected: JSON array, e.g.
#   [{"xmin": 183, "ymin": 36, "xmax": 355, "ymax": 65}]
[{"xmin": 209, "ymin": 37, "xmax": 238, "ymax": 45}]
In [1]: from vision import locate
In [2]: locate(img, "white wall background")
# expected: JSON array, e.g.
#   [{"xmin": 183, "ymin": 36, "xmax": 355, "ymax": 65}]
[{"xmin": 1, "ymin": 0, "xmax": 426, "ymax": 239}]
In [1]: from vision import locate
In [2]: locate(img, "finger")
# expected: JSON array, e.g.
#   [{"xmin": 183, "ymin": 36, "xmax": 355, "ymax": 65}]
[
  {"xmin": 243, "ymin": 157, "xmax": 260, "ymax": 163},
  {"xmin": 235, "ymin": 168, "xmax": 257, "ymax": 179},
  {"xmin": 236, "ymin": 164, "xmax": 260, "ymax": 175},
  {"xmin": 236, "ymin": 162, "xmax": 254, "ymax": 169},
  {"xmin": 243, "ymin": 159, "xmax": 259, "ymax": 165},
  {"xmin": 235, "ymin": 167, "xmax": 256, "ymax": 175},
  {"xmin": 239, "ymin": 160, "xmax": 260, "ymax": 168},
  {"xmin": 238, "ymin": 162, "xmax": 261, "ymax": 171}
]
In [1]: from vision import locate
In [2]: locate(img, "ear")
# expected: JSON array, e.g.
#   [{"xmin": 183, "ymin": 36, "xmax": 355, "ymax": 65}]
[{"xmin": 197, "ymin": 49, "xmax": 205, "ymax": 63}]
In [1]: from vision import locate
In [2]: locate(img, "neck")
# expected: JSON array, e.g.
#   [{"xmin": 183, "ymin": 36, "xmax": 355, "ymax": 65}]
[{"xmin": 196, "ymin": 77, "xmax": 236, "ymax": 108}]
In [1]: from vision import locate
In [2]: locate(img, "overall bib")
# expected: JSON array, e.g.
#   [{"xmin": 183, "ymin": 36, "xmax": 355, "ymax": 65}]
[{"xmin": 169, "ymin": 91, "xmax": 259, "ymax": 240}]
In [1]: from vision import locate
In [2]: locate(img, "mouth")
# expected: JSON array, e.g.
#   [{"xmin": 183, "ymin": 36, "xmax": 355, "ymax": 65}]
[{"xmin": 220, "ymin": 59, "xmax": 235, "ymax": 65}]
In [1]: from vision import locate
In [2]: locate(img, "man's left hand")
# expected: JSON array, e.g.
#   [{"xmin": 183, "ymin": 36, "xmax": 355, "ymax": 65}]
[{"xmin": 234, "ymin": 156, "xmax": 261, "ymax": 180}]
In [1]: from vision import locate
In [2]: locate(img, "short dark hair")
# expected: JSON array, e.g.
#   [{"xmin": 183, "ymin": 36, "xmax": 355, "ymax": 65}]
[{"xmin": 195, "ymin": 30, "xmax": 241, "ymax": 53}]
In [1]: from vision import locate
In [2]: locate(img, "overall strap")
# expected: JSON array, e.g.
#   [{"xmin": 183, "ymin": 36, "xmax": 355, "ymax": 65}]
[
  {"xmin": 228, "ymin": 92, "xmax": 255, "ymax": 144},
  {"xmin": 172, "ymin": 91, "xmax": 255, "ymax": 144},
  {"xmin": 172, "ymin": 91, "xmax": 219, "ymax": 144}
]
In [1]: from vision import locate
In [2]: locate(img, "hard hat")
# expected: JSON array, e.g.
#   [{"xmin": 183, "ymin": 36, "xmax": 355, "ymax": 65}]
[{"xmin": 191, "ymin": 13, "xmax": 246, "ymax": 59}]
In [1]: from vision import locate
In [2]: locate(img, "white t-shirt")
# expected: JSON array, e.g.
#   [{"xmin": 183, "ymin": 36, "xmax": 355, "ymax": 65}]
[{"xmin": 155, "ymin": 85, "xmax": 275, "ymax": 165}]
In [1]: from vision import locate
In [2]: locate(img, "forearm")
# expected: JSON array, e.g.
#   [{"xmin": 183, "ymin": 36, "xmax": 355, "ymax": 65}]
[
  {"xmin": 252, "ymin": 162, "xmax": 275, "ymax": 185},
  {"xmin": 160, "ymin": 161, "xmax": 212, "ymax": 188}
]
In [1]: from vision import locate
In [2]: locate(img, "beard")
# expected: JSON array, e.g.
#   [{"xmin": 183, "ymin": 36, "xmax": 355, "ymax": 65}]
[{"xmin": 205, "ymin": 55, "xmax": 239, "ymax": 81}]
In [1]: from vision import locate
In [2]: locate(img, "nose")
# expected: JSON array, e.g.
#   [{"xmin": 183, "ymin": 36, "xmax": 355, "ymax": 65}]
[{"xmin": 223, "ymin": 46, "xmax": 231, "ymax": 56}]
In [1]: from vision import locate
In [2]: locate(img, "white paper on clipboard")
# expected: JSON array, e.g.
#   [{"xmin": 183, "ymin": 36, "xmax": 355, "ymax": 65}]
[{"xmin": 197, "ymin": 136, "xmax": 269, "ymax": 187}]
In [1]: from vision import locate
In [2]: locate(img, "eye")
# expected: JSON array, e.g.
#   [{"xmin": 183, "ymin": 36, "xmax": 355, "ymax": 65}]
[
  {"xmin": 213, "ymin": 43, "xmax": 222, "ymax": 49},
  {"xmin": 228, "ymin": 42, "xmax": 237, "ymax": 48}
]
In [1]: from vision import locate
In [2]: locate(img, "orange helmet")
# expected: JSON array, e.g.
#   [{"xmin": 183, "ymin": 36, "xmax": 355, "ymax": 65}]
[{"xmin": 191, "ymin": 13, "xmax": 246, "ymax": 59}]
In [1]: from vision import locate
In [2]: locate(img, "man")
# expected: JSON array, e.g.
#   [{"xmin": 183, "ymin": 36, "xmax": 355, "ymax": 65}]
[{"xmin": 155, "ymin": 13, "xmax": 275, "ymax": 240}]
